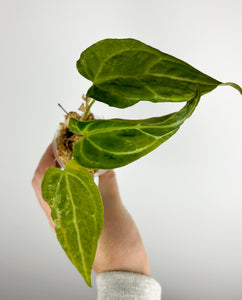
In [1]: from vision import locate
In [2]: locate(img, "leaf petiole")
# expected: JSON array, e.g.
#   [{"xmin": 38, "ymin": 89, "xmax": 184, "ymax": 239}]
[
  {"xmin": 68, "ymin": 150, "xmax": 73, "ymax": 161},
  {"xmin": 82, "ymin": 99, "xmax": 95, "ymax": 121}
]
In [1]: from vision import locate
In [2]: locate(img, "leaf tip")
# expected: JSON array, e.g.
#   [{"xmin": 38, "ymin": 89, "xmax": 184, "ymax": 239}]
[
  {"xmin": 221, "ymin": 82, "xmax": 242, "ymax": 95},
  {"xmin": 86, "ymin": 278, "xmax": 92, "ymax": 287},
  {"xmin": 82, "ymin": 270, "xmax": 92, "ymax": 287}
]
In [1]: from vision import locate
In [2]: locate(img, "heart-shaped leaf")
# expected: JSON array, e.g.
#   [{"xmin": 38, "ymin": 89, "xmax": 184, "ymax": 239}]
[
  {"xmin": 76, "ymin": 38, "xmax": 240, "ymax": 108},
  {"xmin": 41, "ymin": 160, "xmax": 104, "ymax": 287},
  {"xmin": 69, "ymin": 88, "xmax": 201, "ymax": 169}
]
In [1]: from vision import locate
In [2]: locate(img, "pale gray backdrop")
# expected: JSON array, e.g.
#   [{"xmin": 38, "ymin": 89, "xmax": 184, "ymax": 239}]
[{"xmin": 0, "ymin": 0, "xmax": 241, "ymax": 299}]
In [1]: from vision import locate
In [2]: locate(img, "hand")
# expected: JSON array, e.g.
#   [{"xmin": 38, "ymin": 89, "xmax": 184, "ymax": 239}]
[{"xmin": 32, "ymin": 144, "xmax": 150, "ymax": 276}]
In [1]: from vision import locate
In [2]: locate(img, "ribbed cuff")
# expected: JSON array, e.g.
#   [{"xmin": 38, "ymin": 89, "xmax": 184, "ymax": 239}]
[{"xmin": 96, "ymin": 271, "xmax": 162, "ymax": 299}]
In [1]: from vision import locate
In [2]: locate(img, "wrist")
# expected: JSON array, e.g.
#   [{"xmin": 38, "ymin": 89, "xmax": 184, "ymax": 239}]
[{"xmin": 94, "ymin": 236, "xmax": 150, "ymax": 276}]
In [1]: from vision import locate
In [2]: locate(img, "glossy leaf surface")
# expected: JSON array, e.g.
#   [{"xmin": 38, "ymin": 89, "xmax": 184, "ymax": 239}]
[
  {"xmin": 41, "ymin": 160, "xmax": 104, "ymax": 287},
  {"xmin": 69, "ymin": 89, "xmax": 201, "ymax": 169},
  {"xmin": 77, "ymin": 38, "xmax": 222, "ymax": 108}
]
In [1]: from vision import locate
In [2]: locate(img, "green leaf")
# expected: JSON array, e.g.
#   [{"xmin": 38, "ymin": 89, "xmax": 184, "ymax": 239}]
[
  {"xmin": 41, "ymin": 160, "xmax": 104, "ymax": 287},
  {"xmin": 69, "ymin": 88, "xmax": 201, "ymax": 169},
  {"xmin": 76, "ymin": 38, "xmax": 224, "ymax": 108}
]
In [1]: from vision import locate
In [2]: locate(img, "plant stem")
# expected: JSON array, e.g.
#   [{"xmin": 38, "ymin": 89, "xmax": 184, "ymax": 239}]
[
  {"xmin": 68, "ymin": 150, "xmax": 73, "ymax": 161},
  {"xmin": 82, "ymin": 99, "xmax": 95, "ymax": 121}
]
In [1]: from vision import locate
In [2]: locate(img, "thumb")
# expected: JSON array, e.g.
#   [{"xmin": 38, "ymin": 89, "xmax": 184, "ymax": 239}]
[
  {"xmin": 98, "ymin": 170, "xmax": 122, "ymax": 209},
  {"xmin": 33, "ymin": 144, "xmax": 59, "ymax": 183}
]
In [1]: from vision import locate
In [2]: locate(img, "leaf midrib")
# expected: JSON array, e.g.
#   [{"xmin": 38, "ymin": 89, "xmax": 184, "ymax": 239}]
[
  {"xmin": 94, "ymin": 73, "xmax": 218, "ymax": 86},
  {"xmin": 88, "ymin": 48, "xmax": 218, "ymax": 86},
  {"xmin": 82, "ymin": 124, "xmax": 177, "ymax": 135},
  {"xmin": 65, "ymin": 173, "xmax": 88, "ymax": 279},
  {"xmin": 75, "ymin": 111, "xmax": 185, "ymax": 136},
  {"xmin": 84, "ymin": 129, "xmax": 178, "ymax": 155},
  {"xmin": 66, "ymin": 172, "xmax": 97, "ymax": 229},
  {"xmin": 54, "ymin": 174, "xmax": 71, "ymax": 253}
]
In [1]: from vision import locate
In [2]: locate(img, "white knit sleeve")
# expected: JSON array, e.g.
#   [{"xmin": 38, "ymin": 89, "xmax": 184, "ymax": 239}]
[{"xmin": 96, "ymin": 271, "xmax": 162, "ymax": 300}]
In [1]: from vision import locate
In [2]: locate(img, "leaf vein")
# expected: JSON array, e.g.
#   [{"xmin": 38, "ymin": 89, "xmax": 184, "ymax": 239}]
[
  {"xmin": 66, "ymin": 172, "xmax": 97, "ymax": 233},
  {"xmin": 54, "ymin": 175, "xmax": 71, "ymax": 253},
  {"xmin": 83, "ymin": 124, "xmax": 177, "ymax": 136},
  {"xmin": 93, "ymin": 48, "xmax": 191, "ymax": 81},
  {"xmin": 95, "ymin": 73, "xmax": 217, "ymax": 86},
  {"xmin": 84, "ymin": 131, "xmax": 176, "ymax": 155}
]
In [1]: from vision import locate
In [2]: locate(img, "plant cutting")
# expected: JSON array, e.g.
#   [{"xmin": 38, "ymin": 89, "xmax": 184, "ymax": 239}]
[{"xmin": 41, "ymin": 38, "xmax": 241, "ymax": 287}]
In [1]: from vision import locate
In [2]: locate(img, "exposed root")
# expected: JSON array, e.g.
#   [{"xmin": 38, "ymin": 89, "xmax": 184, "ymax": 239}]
[{"xmin": 55, "ymin": 96, "xmax": 98, "ymax": 176}]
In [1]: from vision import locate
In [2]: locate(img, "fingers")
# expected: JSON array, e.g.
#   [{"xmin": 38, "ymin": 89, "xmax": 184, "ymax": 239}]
[{"xmin": 34, "ymin": 144, "xmax": 58, "ymax": 181}]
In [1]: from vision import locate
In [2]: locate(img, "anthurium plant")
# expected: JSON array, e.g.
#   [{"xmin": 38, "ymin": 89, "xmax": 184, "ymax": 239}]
[{"xmin": 41, "ymin": 38, "xmax": 241, "ymax": 286}]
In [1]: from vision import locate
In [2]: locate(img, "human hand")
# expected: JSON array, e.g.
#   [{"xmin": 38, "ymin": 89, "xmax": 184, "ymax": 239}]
[{"xmin": 32, "ymin": 144, "xmax": 150, "ymax": 276}]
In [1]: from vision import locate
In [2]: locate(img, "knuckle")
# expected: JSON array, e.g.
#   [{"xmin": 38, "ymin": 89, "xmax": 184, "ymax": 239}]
[{"xmin": 103, "ymin": 169, "xmax": 116, "ymax": 179}]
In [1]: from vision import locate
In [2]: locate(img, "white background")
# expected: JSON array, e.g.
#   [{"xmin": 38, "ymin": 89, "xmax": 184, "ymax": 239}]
[{"xmin": 0, "ymin": 0, "xmax": 241, "ymax": 299}]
